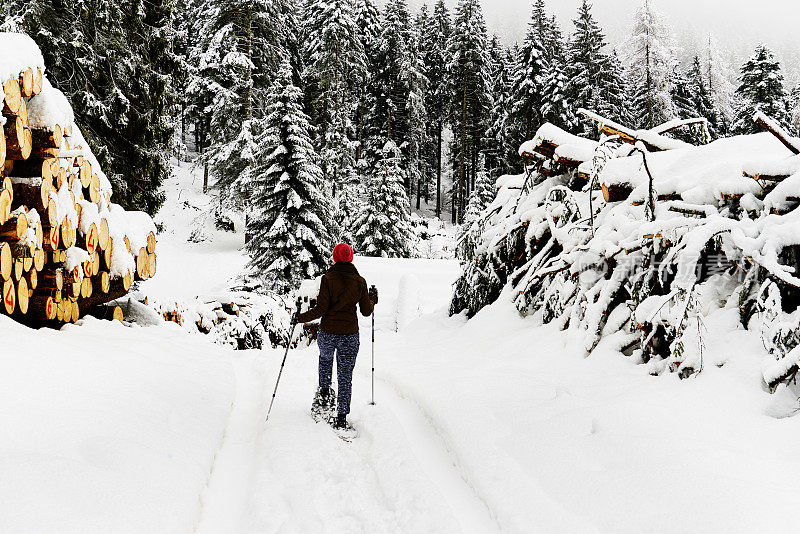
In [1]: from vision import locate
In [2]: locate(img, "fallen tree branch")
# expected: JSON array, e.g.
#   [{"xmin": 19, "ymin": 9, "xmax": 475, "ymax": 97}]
[{"xmin": 754, "ymin": 111, "xmax": 800, "ymax": 155}]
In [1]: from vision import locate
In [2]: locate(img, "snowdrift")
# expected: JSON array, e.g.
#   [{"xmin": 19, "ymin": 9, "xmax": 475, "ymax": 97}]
[
  {"xmin": 0, "ymin": 32, "xmax": 156, "ymax": 326},
  {"xmin": 0, "ymin": 314, "xmax": 235, "ymax": 532},
  {"xmin": 453, "ymin": 116, "xmax": 800, "ymax": 389}
]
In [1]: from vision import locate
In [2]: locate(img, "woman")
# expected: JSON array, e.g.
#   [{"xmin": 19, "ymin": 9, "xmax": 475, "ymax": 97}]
[{"xmin": 295, "ymin": 243, "xmax": 377, "ymax": 430}]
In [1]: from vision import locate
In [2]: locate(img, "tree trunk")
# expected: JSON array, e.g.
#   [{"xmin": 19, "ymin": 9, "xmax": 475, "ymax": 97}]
[{"xmin": 436, "ymin": 124, "xmax": 442, "ymax": 219}]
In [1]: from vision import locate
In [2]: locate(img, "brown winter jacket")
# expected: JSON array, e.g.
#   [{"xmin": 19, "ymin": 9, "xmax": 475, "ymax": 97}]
[{"xmin": 297, "ymin": 262, "xmax": 374, "ymax": 334}]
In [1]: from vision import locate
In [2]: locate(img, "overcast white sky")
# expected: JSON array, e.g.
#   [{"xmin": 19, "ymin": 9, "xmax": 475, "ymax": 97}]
[{"xmin": 398, "ymin": 0, "xmax": 800, "ymax": 81}]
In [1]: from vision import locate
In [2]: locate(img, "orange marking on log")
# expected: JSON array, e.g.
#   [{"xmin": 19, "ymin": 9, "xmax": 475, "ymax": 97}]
[
  {"xmin": 72, "ymin": 266, "xmax": 80, "ymax": 279},
  {"xmin": 88, "ymin": 227, "xmax": 96, "ymax": 252},
  {"xmin": 47, "ymin": 300, "xmax": 54, "ymax": 317},
  {"xmin": 5, "ymin": 285, "xmax": 13, "ymax": 307},
  {"xmin": 50, "ymin": 227, "xmax": 58, "ymax": 249}
]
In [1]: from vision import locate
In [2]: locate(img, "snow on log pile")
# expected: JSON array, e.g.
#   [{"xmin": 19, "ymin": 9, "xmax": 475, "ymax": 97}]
[
  {"xmin": 0, "ymin": 33, "xmax": 156, "ymax": 326},
  {"xmin": 452, "ymin": 111, "xmax": 800, "ymax": 390}
]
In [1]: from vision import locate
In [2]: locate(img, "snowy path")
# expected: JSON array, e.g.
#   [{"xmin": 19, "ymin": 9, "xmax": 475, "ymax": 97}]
[{"xmin": 193, "ymin": 257, "xmax": 502, "ymax": 533}]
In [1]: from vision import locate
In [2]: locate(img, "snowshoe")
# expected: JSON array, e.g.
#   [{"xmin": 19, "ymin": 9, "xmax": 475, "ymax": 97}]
[
  {"xmin": 329, "ymin": 414, "xmax": 358, "ymax": 442},
  {"xmin": 311, "ymin": 387, "xmax": 336, "ymax": 423}
]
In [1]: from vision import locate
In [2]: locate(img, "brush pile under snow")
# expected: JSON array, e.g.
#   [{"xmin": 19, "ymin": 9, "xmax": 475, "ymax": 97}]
[{"xmin": 452, "ymin": 117, "xmax": 800, "ymax": 390}]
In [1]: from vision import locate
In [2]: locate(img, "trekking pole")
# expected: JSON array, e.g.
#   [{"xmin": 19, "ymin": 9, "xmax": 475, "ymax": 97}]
[
  {"xmin": 370, "ymin": 311, "xmax": 375, "ymax": 405},
  {"xmin": 265, "ymin": 298, "xmax": 302, "ymax": 423},
  {"xmin": 369, "ymin": 285, "xmax": 377, "ymax": 405}
]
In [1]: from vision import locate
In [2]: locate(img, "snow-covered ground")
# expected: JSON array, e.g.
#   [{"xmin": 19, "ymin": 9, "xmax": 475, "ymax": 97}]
[{"xmin": 3, "ymin": 159, "xmax": 800, "ymax": 533}]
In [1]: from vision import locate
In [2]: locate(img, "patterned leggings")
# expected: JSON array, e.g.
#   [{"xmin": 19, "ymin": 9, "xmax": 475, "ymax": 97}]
[{"xmin": 317, "ymin": 330, "xmax": 361, "ymax": 416}]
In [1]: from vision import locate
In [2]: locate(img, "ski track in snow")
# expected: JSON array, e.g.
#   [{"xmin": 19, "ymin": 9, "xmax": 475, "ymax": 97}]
[
  {"xmin": 195, "ymin": 354, "xmax": 266, "ymax": 533},
  {"xmin": 371, "ymin": 371, "xmax": 501, "ymax": 533},
  {"xmin": 193, "ymin": 255, "xmax": 499, "ymax": 534}
]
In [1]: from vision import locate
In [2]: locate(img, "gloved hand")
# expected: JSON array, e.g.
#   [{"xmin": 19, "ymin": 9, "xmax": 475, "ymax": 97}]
[
  {"xmin": 369, "ymin": 285, "xmax": 378, "ymax": 305},
  {"xmin": 291, "ymin": 310, "xmax": 301, "ymax": 325}
]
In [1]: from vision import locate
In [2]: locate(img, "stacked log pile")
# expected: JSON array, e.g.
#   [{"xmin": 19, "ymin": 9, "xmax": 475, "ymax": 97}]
[{"xmin": 0, "ymin": 33, "xmax": 156, "ymax": 326}]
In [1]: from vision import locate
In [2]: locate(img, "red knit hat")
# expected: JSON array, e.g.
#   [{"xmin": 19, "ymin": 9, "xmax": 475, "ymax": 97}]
[{"xmin": 332, "ymin": 243, "xmax": 354, "ymax": 263}]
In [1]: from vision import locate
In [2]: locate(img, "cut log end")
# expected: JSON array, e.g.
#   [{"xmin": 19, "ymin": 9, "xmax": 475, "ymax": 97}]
[
  {"xmin": 1, "ymin": 211, "xmax": 28, "ymax": 241},
  {"xmin": 16, "ymin": 277, "xmax": 29, "ymax": 314},
  {"xmin": 19, "ymin": 68, "xmax": 34, "ymax": 98},
  {"xmin": 2, "ymin": 77, "xmax": 22, "ymax": 116},
  {"xmin": 0, "ymin": 242, "xmax": 10, "ymax": 281},
  {"xmin": 3, "ymin": 278, "xmax": 15, "ymax": 314}
]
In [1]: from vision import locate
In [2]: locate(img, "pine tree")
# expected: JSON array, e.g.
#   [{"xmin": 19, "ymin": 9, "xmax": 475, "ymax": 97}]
[
  {"xmin": 509, "ymin": 0, "xmax": 550, "ymax": 143},
  {"xmin": 420, "ymin": 0, "xmax": 451, "ymax": 218},
  {"xmin": 184, "ymin": 0, "xmax": 224, "ymax": 193},
  {"xmin": 732, "ymin": 45, "xmax": 790, "ymax": 135},
  {"xmin": 704, "ymin": 35, "xmax": 737, "ymax": 135},
  {"xmin": 414, "ymin": 3, "xmax": 435, "ymax": 206},
  {"xmin": 446, "ymin": 0, "xmax": 491, "ymax": 223},
  {"xmin": 404, "ymin": 22, "xmax": 429, "ymax": 210},
  {"xmin": 670, "ymin": 60, "xmax": 714, "ymax": 144},
  {"xmin": 464, "ymin": 165, "xmax": 495, "ymax": 225},
  {"xmin": 367, "ymin": 0, "xmax": 413, "ymax": 168},
  {"xmin": 539, "ymin": 20, "xmax": 573, "ymax": 131},
  {"xmin": 686, "ymin": 56, "xmax": 718, "ymax": 141},
  {"xmin": 594, "ymin": 51, "xmax": 632, "ymax": 126},
  {"xmin": 200, "ymin": 0, "xmax": 291, "ymax": 211},
  {"xmin": 11, "ymin": 0, "xmax": 177, "ymax": 215},
  {"xmin": 353, "ymin": 141, "xmax": 415, "ymax": 258},
  {"xmin": 246, "ymin": 60, "xmax": 335, "ymax": 293},
  {"xmin": 565, "ymin": 0, "xmax": 610, "ymax": 136},
  {"xmin": 302, "ymin": 0, "xmax": 365, "ymax": 189},
  {"xmin": 354, "ymin": 0, "xmax": 382, "ymax": 173},
  {"xmin": 622, "ymin": 0, "xmax": 678, "ymax": 129},
  {"xmin": 483, "ymin": 37, "xmax": 516, "ymax": 177},
  {"xmin": 791, "ymin": 85, "xmax": 800, "ymax": 135}
]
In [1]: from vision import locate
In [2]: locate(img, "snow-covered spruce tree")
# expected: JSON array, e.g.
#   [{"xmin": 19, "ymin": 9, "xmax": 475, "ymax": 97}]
[
  {"xmin": 200, "ymin": 0, "xmax": 291, "ymax": 211},
  {"xmin": 353, "ymin": 141, "xmax": 415, "ymax": 258},
  {"xmin": 354, "ymin": 0, "xmax": 382, "ymax": 172},
  {"xmin": 246, "ymin": 60, "xmax": 335, "ymax": 293},
  {"xmin": 457, "ymin": 163, "xmax": 495, "ymax": 262},
  {"xmin": 463, "ymin": 166, "xmax": 494, "ymax": 226},
  {"xmin": 184, "ymin": 0, "xmax": 226, "ymax": 193},
  {"xmin": 732, "ymin": 45, "xmax": 790, "ymax": 135},
  {"xmin": 594, "ymin": 51, "xmax": 633, "ymax": 127},
  {"xmin": 539, "ymin": 18, "xmax": 574, "ymax": 131},
  {"xmin": 419, "ymin": 0, "xmax": 452, "ymax": 218},
  {"xmin": 791, "ymin": 85, "xmax": 800, "ymax": 135},
  {"xmin": 446, "ymin": 0, "xmax": 491, "ymax": 223},
  {"xmin": 365, "ymin": 0, "xmax": 412, "ymax": 170},
  {"xmin": 565, "ymin": 0, "xmax": 614, "ymax": 136},
  {"xmin": 404, "ymin": 22, "xmax": 430, "ymax": 210},
  {"xmin": 12, "ymin": 0, "xmax": 177, "ymax": 215},
  {"xmin": 681, "ymin": 56, "xmax": 718, "ymax": 141},
  {"xmin": 622, "ymin": 0, "xmax": 678, "ymax": 129},
  {"xmin": 509, "ymin": 0, "xmax": 551, "ymax": 143},
  {"xmin": 483, "ymin": 36, "xmax": 517, "ymax": 178},
  {"xmin": 704, "ymin": 35, "xmax": 737, "ymax": 136},
  {"xmin": 302, "ymin": 0, "xmax": 365, "ymax": 190},
  {"xmin": 413, "ymin": 3, "xmax": 435, "ymax": 206}
]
